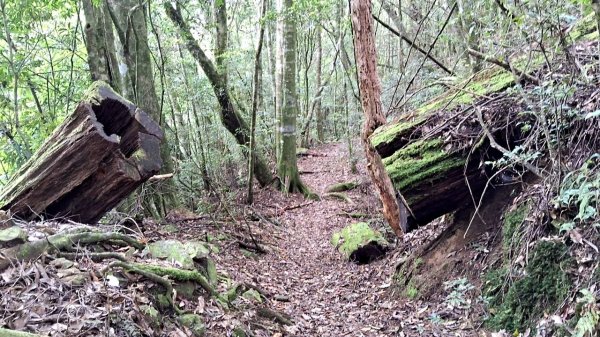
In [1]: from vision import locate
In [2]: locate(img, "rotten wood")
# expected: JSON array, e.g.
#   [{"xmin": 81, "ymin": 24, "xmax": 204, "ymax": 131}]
[{"xmin": 0, "ymin": 82, "xmax": 163, "ymax": 224}]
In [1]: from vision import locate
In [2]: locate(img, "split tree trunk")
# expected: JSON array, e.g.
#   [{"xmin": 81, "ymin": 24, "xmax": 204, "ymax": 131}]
[
  {"xmin": 0, "ymin": 82, "xmax": 163, "ymax": 223},
  {"xmin": 351, "ymin": 0, "xmax": 407, "ymax": 236}
]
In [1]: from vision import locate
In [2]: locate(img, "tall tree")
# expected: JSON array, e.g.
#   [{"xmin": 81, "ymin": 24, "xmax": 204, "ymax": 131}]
[
  {"xmin": 350, "ymin": 0, "xmax": 407, "ymax": 236},
  {"xmin": 276, "ymin": 0, "xmax": 307, "ymax": 194},
  {"xmin": 106, "ymin": 0, "xmax": 179, "ymax": 217},
  {"xmin": 82, "ymin": 0, "xmax": 121, "ymax": 93},
  {"xmin": 164, "ymin": 2, "xmax": 274, "ymax": 187}
]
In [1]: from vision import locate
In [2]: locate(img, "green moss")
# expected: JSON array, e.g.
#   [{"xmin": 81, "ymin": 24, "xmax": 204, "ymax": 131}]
[
  {"xmin": 331, "ymin": 222, "xmax": 388, "ymax": 258},
  {"xmin": 371, "ymin": 118, "xmax": 426, "ymax": 148},
  {"xmin": 485, "ymin": 241, "xmax": 572, "ymax": 333},
  {"xmin": 502, "ymin": 204, "xmax": 529, "ymax": 257},
  {"xmin": 383, "ymin": 139, "xmax": 464, "ymax": 191},
  {"xmin": 178, "ymin": 314, "xmax": 206, "ymax": 337},
  {"xmin": 405, "ymin": 282, "xmax": 419, "ymax": 299}
]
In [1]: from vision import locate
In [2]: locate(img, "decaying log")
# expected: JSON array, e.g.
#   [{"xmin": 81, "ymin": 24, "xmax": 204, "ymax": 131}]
[
  {"xmin": 371, "ymin": 65, "xmax": 539, "ymax": 231},
  {"xmin": 0, "ymin": 82, "xmax": 163, "ymax": 224}
]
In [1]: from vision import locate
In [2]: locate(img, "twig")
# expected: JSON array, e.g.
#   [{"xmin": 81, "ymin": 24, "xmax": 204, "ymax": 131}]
[{"xmin": 474, "ymin": 106, "xmax": 543, "ymax": 178}]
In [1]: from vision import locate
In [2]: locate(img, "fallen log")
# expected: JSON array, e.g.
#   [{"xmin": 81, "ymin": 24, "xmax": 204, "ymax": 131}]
[
  {"xmin": 0, "ymin": 82, "xmax": 163, "ymax": 223},
  {"xmin": 371, "ymin": 64, "xmax": 542, "ymax": 231}
]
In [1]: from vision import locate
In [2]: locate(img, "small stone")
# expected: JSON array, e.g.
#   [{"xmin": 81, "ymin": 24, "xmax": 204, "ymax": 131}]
[
  {"xmin": 174, "ymin": 281, "xmax": 197, "ymax": 300},
  {"xmin": 242, "ymin": 289, "xmax": 262, "ymax": 303},
  {"xmin": 178, "ymin": 314, "xmax": 205, "ymax": 337},
  {"xmin": 0, "ymin": 226, "xmax": 27, "ymax": 248},
  {"xmin": 50, "ymin": 257, "xmax": 75, "ymax": 269},
  {"xmin": 61, "ymin": 272, "xmax": 88, "ymax": 286}
]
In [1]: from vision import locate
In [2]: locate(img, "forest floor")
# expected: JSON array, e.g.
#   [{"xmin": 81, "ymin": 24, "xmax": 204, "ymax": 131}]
[
  {"xmin": 208, "ymin": 142, "xmax": 486, "ymax": 337},
  {"xmin": 0, "ymin": 142, "xmax": 489, "ymax": 337}
]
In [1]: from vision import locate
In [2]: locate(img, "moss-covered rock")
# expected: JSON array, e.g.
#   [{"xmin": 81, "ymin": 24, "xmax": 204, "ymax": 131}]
[
  {"xmin": 242, "ymin": 289, "xmax": 263, "ymax": 303},
  {"xmin": 145, "ymin": 240, "xmax": 210, "ymax": 268},
  {"xmin": 178, "ymin": 314, "xmax": 205, "ymax": 336},
  {"xmin": 331, "ymin": 222, "xmax": 388, "ymax": 264},
  {"xmin": 485, "ymin": 241, "xmax": 572, "ymax": 333},
  {"xmin": 0, "ymin": 226, "xmax": 27, "ymax": 248}
]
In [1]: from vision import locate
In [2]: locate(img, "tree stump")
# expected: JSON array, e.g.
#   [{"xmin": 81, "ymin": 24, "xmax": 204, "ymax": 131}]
[{"xmin": 0, "ymin": 82, "xmax": 163, "ymax": 223}]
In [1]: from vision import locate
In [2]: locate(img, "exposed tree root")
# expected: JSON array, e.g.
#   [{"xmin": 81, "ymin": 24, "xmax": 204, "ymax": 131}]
[
  {"xmin": 0, "ymin": 228, "xmax": 144, "ymax": 271},
  {"xmin": 0, "ymin": 328, "xmax": 41, "ymax": 337},
  {"xmin": 324, "ymin": 192, "xmax": 353, "ymax": 203},
  {"xmin": 325, "ymin": 181, "xmax": 360, "ymax": 193}
]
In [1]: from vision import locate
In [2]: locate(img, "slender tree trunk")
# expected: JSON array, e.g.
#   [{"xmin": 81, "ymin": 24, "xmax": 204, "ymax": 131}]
[
  {"xmin": 315, "ymin": 25, "xmax": 324, "ymax": 143},
  {"xmin": 164, "ymin": 3, "xmax": 274, "ymax": 187},
  {"xmin": 351, "ymin": 0, "xmax": 407, "ymax": 236},
  {"xmin": 275, "ymin": 0, "xmax": 284, "ymax": 161},
  {"xmin": 82, "ymin": 0, "xmax": 121, "ymax": 92},
  {"xmin": 277, "ymin": 0, "xmax": 308, "ymax": 194},
  {"xmin": 106, "ymin": 0, "xmax": 179, "ymax": 217},
  {"xmin": 247, "ymin": 0, "xmax": 268, "ymax": 204}
]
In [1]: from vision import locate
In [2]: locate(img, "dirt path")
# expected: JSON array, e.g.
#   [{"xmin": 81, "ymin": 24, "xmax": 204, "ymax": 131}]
[{"xmin": 213, "ymin": 142, "xmax": 479, "ymax": 336}]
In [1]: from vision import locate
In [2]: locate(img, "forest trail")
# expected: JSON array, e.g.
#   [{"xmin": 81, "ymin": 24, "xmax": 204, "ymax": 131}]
[{"xmin": 215, "ymin": 143, "xmax": 476, "ymax": 337}]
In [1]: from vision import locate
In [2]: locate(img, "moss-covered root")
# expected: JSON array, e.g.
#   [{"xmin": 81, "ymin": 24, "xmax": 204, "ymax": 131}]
[
  {"xmin": 326, "ymin": 181, "xmax": 360, "ymax": 193},
  {"xmin": 131, "ymin": 263, "xmax": 219, "ymax": 298},
  {"xmin": 103, "ymin": 261, "xmax": 183, "ymax": 314},
  {"xmin": 0, "ymin": 229, "xmax": 144, "ymax": 271},
  {"xmin": 324, "ymin": 192, "xmax": 353, "ymax": 203},
  {"xmin": 0, "ymin": 328, "xmax": 41, "ymax": 337}
]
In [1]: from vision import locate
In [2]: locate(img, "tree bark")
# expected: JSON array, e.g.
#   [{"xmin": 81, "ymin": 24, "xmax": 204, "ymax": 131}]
[
  {"xmin": 0, "ymin": 82, "xmax": 163, "ymax": 223},
  {"xmin": 247, "ymin": 0, "xmax": 268, "ymax": 204},
  {"xmin": 351, "ymin": 0, "xmax": 407, "ymax": 236},
  {"xmin": 82, "ymin": 0, "xmax": 122, "ymax": 93},
  {"xmin": 277, "ymin": 0, "xmax": 308, "ymax": 194},
  {"xmin": 164, "ymin": 3, "xmax": 274, "ymax": 187},
  {"xmin": 106, "ymin": 0, "xmax": 179, "ymax": 216}
]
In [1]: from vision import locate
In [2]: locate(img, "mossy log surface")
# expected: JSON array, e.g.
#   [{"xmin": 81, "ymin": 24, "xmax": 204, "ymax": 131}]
[
  {"xmin": 371, "ymin": 15, "xmax": 599, "ymax": 232},
  {"xmin": 372, "ymin": 59, "xmax": 545, "ymax": 230},
  {"xmin": 0, "ymin": 81, "xmax": 163, "ymax": 223}
]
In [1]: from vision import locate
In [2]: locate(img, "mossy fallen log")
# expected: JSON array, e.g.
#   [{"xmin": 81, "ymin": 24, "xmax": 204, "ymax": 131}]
[
  {"xmin": 372, "ymin": 65, "xmax": 539, "ymax": 231},
  {"xmin": 0, "ymin": 81, "xmax": 163, "ymax": 224},
  {"xmin": 371, "ymin": 15, "xmax": 599, "ymax": 232}
]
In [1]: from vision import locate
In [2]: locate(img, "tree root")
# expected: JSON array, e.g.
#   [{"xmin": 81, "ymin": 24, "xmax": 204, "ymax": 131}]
[
  {"xmin": 324, "ymin": 192, "xmax": 353, "ymax": 203},
  {"xmin": 325, "ymin": 181, "xmax": 360, "ymax": 193},
  {"xmin": 0, "ymin": 328, "xmax": 41, "ymax": 337},
  {"xmin": 256, "ymin": 307, "xmax": 293, "ymax": 326},
  {"xmin": 0, "ymin": 229, "xmax": 144, "ymax": 271}
]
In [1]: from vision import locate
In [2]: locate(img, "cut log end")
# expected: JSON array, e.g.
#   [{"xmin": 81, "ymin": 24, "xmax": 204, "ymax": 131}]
[{"xmin": 0, "ymin": 81, "xmax": 164, "ymax": 224}]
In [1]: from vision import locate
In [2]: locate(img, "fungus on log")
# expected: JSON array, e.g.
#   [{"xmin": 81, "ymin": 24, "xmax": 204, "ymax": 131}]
[
  {"xmin": 372, "ymin": 65, "xmax": 541, "ymax": 231},
  {"xmin": 0, "ymin": 81, "xmax": 163, "ymax": 223}
]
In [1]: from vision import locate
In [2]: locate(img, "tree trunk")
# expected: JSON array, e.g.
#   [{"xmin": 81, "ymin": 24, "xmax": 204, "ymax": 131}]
[
  {"xmin": 247, "ymin": 0, "xmax": 268, "ymax": 204},
  {"xmin": 164, "ymin": 3, "xmax": 274, "ymax": 187},
  {"xmin": 107, "ymin": 0, "xmax": 179, "ymax": 217},
  {"xmin": 82, "ymin": 0, "xmax": 122, "ymax": 93},
  {"xmin": 0, "ymin": 82, "xmax": 163, "ymax": 223},
  {"xmin": 277, "ymin": 0, "xmax": 308, "ymax": 194},
  {"xmin": 351, "ymin": 0, "xmax": 407, "ymax": 236},
  {"xmin": 315, "ymin": 25, "xmax": 324, "ymax": 143}
]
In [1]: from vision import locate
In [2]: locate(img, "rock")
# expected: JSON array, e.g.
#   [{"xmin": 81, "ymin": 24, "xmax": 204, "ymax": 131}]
[
  {"xmin": 331, "ymin": 222, "xmax": 389, "ymax": 264},
  {"xmin": 242, "ymin": 289, "xmax": 262, "ymax": 303},
  {"xmin": 178, "ymin": 314, "xmax": 205, "ymax": 337},
  {"xmin": 146, "ymin": 240, "xmax": 210, "ymax": 268},
  {"xmin": 175, "ymin": 281, "xmax": 197, "ymax": 300},
  {"xmin": 139, "ymin": 305, "xmax": 160, "ymax": 328},
  {"xmin": 50, "ymin": 257, "xmax": 75, "ymax": 269},
  {"xmin": 0, "ymin": 226, "xmax": 27, "ymax": 248}
]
